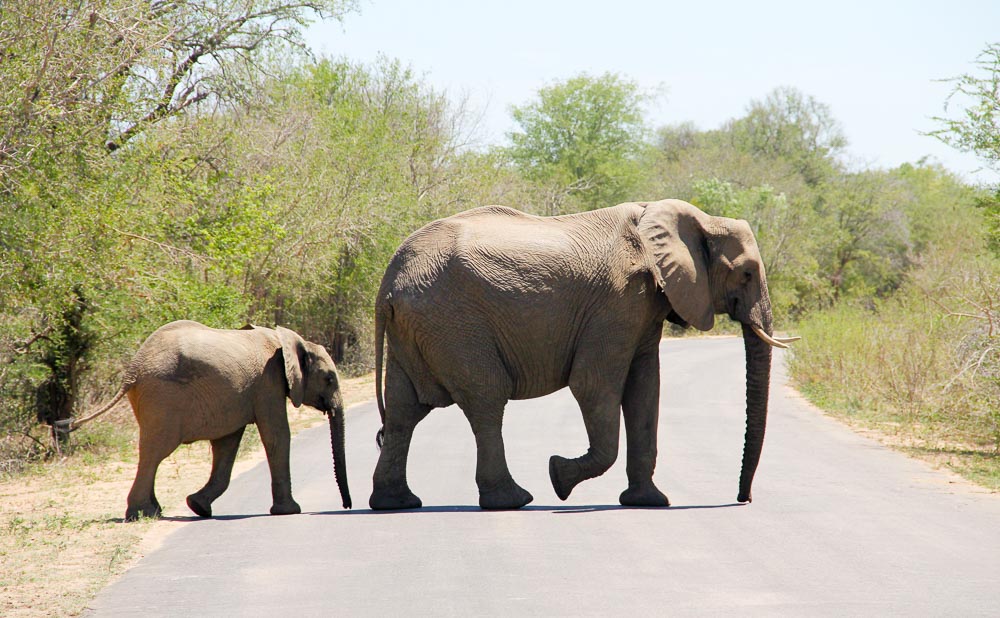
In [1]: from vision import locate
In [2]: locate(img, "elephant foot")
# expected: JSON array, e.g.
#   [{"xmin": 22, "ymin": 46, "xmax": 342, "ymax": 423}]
[
  {"xmin": 270, "ymin": 500, "xmax": 302, "ymax": 515},
  {"xmin": 549, "ymin": 455, "xmax": 582, "ymax": 501},
  {"xmin": 124, "ymin": 502, "xmax": 162, "ymax": 522},
  {"xmin": 186, "ymin": 493, "xmax": 213, "ymax": 518},
  {"xmin": 370, "ymin": 486, "xmax": 423, "ymax": 510},
  {"xmin": 479, "ymin": 481, "xmax": 533, "ymax": 510},
  {"xmin": 619, "ymin": 483, "xmax": 670, "ymax": 508}
]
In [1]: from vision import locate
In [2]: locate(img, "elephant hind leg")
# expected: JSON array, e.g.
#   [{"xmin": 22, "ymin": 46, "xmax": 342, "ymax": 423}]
[
  {"xmin": 460, "ymin": 400, "xmax": 533, "ymax": 510},
  {"xmin": 619, "ymin": 347, "xmax": 669, "ymax": 507},
  {"xmin": 186, "ymin": 427, "xmax": 246, "ymax": 518},
  {"xmin": 370, "ymin": 357, "xmax": 431, "ymax": 510},
  {"xmin": 125, "ymin": 433, "xmax": 173, "ymax": 521}
]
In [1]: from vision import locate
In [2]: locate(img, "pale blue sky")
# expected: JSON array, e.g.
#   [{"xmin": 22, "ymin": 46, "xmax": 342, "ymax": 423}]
[{"xmin": 307, "ymin": 1, "xmax": 1000, "ymax": 183}]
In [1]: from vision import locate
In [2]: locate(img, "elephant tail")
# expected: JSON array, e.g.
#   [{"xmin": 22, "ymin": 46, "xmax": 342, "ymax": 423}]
[
  {"xmin": 62, "ymin": 379, "xmax": 132, "ymax": 433},
  {"xmin": 374, "ymin": 297, "xmax": 388, "ymax": 450}
]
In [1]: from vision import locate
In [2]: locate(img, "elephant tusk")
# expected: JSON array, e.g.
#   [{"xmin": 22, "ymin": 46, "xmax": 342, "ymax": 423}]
[
  {"xmin": 750, "ymin": 325, "xmax": 799, "ymax": 349},
  {"xmin": 772, "ymin": 335, "xmax": 802, "ymax": 345}
]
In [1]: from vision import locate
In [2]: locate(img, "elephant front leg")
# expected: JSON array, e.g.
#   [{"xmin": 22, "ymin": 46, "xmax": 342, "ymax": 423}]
[
  {"xmin": 549, "ymin": 382, "xmax": 622, "ymax": 502},
  {"xmin": 256, "ymin": 412, "xmax": 300, "ymax": 515},
  {"xmin": 463, "ymin": 403, "xmax": 533, "ymax": 510},
  {"xmin": 186, "ymin": 427, "xmax": 246, "ymax": 518},
  {"xmin": 619, "ymin": 348, "xmax": 669, "ymax": 507}
]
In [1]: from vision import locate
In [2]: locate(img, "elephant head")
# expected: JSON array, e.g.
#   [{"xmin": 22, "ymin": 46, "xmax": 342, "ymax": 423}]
[
  {"xmin": 277, "ymin": 327, "xmax": 352, "ymax": 509},
  {"xmin": 637, "ymin": 199, "xmax": 796, "ymax": 503}
]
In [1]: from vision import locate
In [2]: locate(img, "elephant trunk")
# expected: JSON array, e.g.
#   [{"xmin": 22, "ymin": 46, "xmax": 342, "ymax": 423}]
[
  {"xmin": 737, "ymin": 321, "xmax": 772, "ymax": 503},
  {"xmin": 327, "ymin": 402, "xmax": 352, "ymax": 509}
]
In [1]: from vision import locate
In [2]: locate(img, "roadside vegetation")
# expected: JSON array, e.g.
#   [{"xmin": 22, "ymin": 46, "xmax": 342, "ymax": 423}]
[
  {"xmin": 0, "ymin": 4, "xmax": 997, "ymax": 613},
  {"xmin": 2, "ymin": 1, "xmax": 996, "ymax": 482}
]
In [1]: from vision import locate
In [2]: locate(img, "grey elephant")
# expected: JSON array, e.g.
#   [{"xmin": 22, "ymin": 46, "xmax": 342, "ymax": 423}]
[
  {"xmin": 81, "ymin": 320, "xmax": 351, "ymax": 521},
  {"xmin": 370, "ymin": 199, "xmax": 795, "ymax": 510}
]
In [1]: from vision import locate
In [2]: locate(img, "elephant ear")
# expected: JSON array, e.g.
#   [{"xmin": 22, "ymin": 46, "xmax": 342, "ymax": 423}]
[
  {"xmin": 276, "ymin": 326, "xmax": 306, "ymax": 408},
  {"xmin": 636, "ymin": 199, "xmax": 715, "ymax": 331}
]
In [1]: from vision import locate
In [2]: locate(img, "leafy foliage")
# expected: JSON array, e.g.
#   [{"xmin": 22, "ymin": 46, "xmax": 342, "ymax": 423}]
[
  {"xmin": 931, "ymin": 43, "xmax": 1000, "ymax": 173},
  {"xmin": 790, "ymin": 258, "xmax": 1000, "ymax": 462},
  {"xmin": 726, "ymin": 86, "xmax": 847, "ymax": 185},
  {"xmin": 506, "ymin": 73, "xmax": 653, "ymax": 212},
  {"xmin": 789, "ymin": 46, "xmax": 1000, "ymax": 478},
  {"xmin": 0, "ymin": 0, "xmax": 360, "ymax": 458},
  {"xmin": 1, "ymin": 10, "xmax": 997, "ymax": 488}
]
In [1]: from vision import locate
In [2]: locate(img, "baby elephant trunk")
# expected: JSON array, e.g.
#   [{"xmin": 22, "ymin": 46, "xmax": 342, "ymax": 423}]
[{"xmin": 326, "ymin": 399, "xmax": 352, "ymax": 509}]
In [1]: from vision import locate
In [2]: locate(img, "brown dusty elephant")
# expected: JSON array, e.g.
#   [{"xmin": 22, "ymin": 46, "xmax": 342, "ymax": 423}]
[
  {"xmin": 370, "ymin": 199, "xmax": 795, "ymax": 510},
  {"xmin": 82, "ymin": 320, "xmax": 351, "ymax": 521}
]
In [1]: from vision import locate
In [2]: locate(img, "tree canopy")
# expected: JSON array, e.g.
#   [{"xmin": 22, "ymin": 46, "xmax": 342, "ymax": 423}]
[
  {"xmin": 506, "ymin": 72, "xmax": 652, "ymax": 211},
  {"xmin": 931, "ymin": 42, "xmax": 1000, "ymax": 255}
]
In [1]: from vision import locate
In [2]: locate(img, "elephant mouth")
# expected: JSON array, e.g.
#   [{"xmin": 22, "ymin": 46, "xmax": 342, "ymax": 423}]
[
  {"xmin": 318, "ymin": 395, "xmax": 344, "ymax": 417},
  {"xmin": 750, "ymin": 325, "xmax": 800, "ymax": 349}
]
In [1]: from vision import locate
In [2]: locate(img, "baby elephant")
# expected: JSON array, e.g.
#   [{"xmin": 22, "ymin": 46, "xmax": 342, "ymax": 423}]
[{"xmin": 87, "ymin": 320, "xmax": 351, "ymax": 521}]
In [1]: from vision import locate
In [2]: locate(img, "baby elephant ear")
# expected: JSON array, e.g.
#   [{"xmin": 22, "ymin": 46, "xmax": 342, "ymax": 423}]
[
  {"xmin": 276, "ymin": 326, "xmax": 305, "ymax": 407},
  {"xmin": 636, "ymin": 200, "xmax": 715, "ymax": 331}
]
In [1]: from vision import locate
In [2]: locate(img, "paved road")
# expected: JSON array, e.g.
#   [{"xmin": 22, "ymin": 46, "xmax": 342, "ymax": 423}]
[{"xmin": 87, "ymin": 338, "xmax": 1000, "ymax": 616}]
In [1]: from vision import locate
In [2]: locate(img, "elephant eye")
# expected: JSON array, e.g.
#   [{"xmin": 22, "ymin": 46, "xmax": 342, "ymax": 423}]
[{"xmin": 743, "ymin": 270, "xmax": 753, "ymax": 283}]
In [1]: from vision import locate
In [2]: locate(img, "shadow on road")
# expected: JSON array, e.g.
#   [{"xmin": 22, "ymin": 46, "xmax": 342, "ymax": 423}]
[
  {"xmin": 306, "ymin": 502, "xmax": 744, "ymax": 516},
  {"xmin": 157, "ymin": 513, "xmax": 273, "ymax": 522},
  {"xmin": 146, "ymin": 502, "xmax": 744, "ymax": 522}
]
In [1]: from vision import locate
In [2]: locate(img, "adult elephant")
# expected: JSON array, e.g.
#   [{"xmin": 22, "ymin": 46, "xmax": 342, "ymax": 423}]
[
  {"xmin": 370, "ymin": 199, "xmax": 795, "ymax": 511},
  {"xmin": 80, "ymin": 321, "xmax": 352, "ymax": 521}
]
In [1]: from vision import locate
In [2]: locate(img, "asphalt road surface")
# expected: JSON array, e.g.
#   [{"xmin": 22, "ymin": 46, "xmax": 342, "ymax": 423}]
[{"xmin": 86, "ymin": 338, "xmax": 1000, "ymax": 617}]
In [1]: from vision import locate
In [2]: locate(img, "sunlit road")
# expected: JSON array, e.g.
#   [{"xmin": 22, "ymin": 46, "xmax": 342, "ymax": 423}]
[{"xmin": 87, "ymin": 338, "xmax": 1000, "ymax": 616}]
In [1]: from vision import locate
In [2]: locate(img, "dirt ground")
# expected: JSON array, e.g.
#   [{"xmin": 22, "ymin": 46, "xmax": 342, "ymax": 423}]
[{"xmin": 0, "ymin": 373, "xmax": 375, "ymax": 618}]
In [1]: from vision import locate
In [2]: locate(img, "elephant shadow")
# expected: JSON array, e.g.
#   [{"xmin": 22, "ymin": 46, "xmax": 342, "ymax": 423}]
[
  {"xmin": 309, "ymin": 503, "xmax": 744, "ymax": 516},
  {"xmin": 154, "ymin": 513, "xmax": 274, "ymax": 523},
  {"xmin": 140, "ymin": 503, "xmax": 744, "ymax": 522}
]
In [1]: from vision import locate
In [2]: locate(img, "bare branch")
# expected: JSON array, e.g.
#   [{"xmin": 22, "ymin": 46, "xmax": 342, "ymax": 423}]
[
  {"xmin": 13, "ymin": 326, "xmax": 55, "ymax": 354},
  {"xmin": 110, "ymin": 227, "xmax": 215, "ymax": 264}
]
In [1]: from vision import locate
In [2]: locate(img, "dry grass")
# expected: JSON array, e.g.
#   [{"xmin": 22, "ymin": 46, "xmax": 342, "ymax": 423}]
[
  {"xmin": 0, "ymin": 373, "xmax": 375, "ymax": 618},
  {"xmin": 789, "ymin": 293, "xmax": 999, "ymax": 493}
]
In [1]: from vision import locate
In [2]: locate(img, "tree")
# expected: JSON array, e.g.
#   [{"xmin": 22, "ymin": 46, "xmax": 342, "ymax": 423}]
[
  {"xmin": 0, "ymin": 0, "xmax": 357, "ymax": 180},
  {"xmin": 506, "ymin": 73, "xmax": 653, "ymax": 211},
  {"xmin": 931, "ymin": 42, "xmax": 1000, "ymax": 255},
  {"xmin": 207, "ymin": 57, "xmax": 477, "ymax": 366},
  {"xmin": 0, "ymin": 0, "xmax": 356, "ymax": 446},
  {"xmin": 813, "ymin": 171, "xmax": 911, "ymax": 301},
  {"xmin": 727, "ymin": 87, "xmax": 847, "ymax": 185},
  {"xmin": 932, "ymin": 43, "xmax": 1000, "ymax": 172}
]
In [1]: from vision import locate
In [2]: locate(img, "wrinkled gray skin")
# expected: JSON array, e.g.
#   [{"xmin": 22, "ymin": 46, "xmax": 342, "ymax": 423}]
[
  {"xmin": 371, "ymin": 199, "xmax": 776, "ymax": 510},
  {"xmin": 116, "ymin": 320, "xmax": 350, "ymax": 521}
]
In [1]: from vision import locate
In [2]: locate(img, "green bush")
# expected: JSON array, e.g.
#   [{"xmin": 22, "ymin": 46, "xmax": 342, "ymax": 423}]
[{"xmin": 790, "ymin": 260, "xmax": 999, "ymax": 468}]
